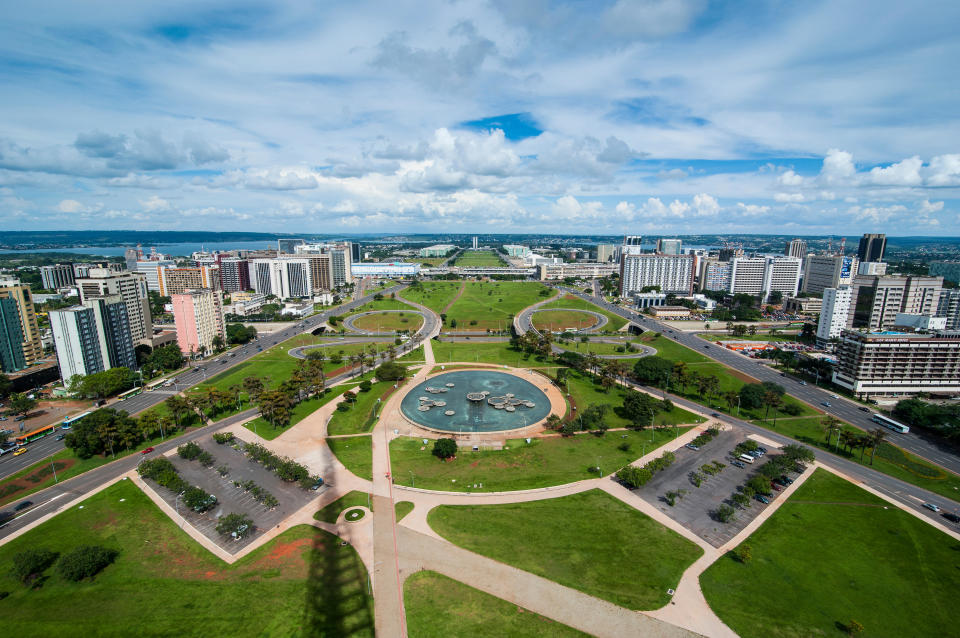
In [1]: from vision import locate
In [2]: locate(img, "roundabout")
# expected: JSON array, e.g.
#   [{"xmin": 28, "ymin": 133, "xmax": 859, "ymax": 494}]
[
  {"xmin": 343, "ymin": 309, "xmax": 426, "ymax": 334},
  {"xmin": 398, "ymin": 369, "xmax": 560, "ymax": 434},
  {"xmin": 530, "ymin": 308, "xmax": 606, "ymax": 333}
]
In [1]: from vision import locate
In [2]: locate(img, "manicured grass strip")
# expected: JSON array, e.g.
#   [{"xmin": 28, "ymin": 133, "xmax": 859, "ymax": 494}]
[
  {"xmin": 555, "ymin": 338, "xmax": 647, "ymax": 356},
  {"xmin": 242, "ymin": 389, "xmax": 341, "ymax": 441},
  {"xmin": 565, "ymin": 370, "xmax": 700, "ymax": 428},
  {"xmin": 429, "ymin": 489, "xmax": 702, "ymax": 610},
  {"xmin": 352, "ymin": 311, "xmax": 423, "ymax": 333},
  {"xmin": 405, "ymin": 571, "xmax": 590, "ymax": 638},
  {"xmin": 390, "ymin": 426, "xmax": 690, "ymax": 492},
  {"xmin": 327, "ymin": 379, "xmax": 402, "ymax": 436},
  {"xmin": 431, "ymin": 341, "xmax": 558, "ymax": 368},
  {"xmin": 639, "ymin": 333, "xmax": 713, "ymax": 363},
  {"xmin": 327, "ymin": 435, "xmax": 373, "ymax": 481},
  {"xmin": 539, "ymin": 295, "xmax": 628, "ymax": 331},
  {"xmin": 0, "ymin": 480, "xmax": 374, "ymax": 637},
  {"xmin": 532, "ymin": 309, "xmax": 602, "ymax": 332},
  {"xmin": 452, "ymin": 250, "xmax": 505, "ymax": 267},
  {"xmin": 396, "ymin": 345, "xmax": 424, "ymax": 362},
  {"xmin": 442, "ymin": 281, "xmax": 553, "ymax": 331},
  {"xmin": 315, "ymin": 490, "xmax": 373, "ymax": 523},
  {"xmin": 701, "ymin": 469, "xmax": 960, "ymax": 638},
  {"xmin": 395, "ymin": 501, "xmax": 414, "ymax": 522},
  {"xmin": 400, "ymin": 282, "xmax": 464, "ymax": 314}
]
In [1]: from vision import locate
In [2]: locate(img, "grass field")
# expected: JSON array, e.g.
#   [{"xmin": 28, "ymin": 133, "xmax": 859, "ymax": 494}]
[
  {"xmin": 438, "ymin": 281, "xmax": 553, "ymax": 331},
  {"xmin": 396, "ymin": 345, "xmax": 424, "ymax": 362},
  {"xmin": 315, "ymin": 490, "xmax": 373, "ymax": 523},
  {"xmin": 555, "ymin": 337, "xmax": 647, "ymax": 356},
  {"xmin": 351, "ymin": 311, "xmax": 423, "ymax": 333},
  {"xmin": 431, "ymin": 340, "xmax": 558, "ymax": 368},
  {"xmin": 429, "ymin": 489, "xmax": 702, "ymax": 610},
  {"xmin": 539, "ymin": 295, "xmax": 628, "ymax": 332},
  {"xmin": 400, "ymin": 281, "xmax": 464, "ymax": 314},
  {"xmin": 327, "ymin": 378, "xmax": 403, "ymax": 436},
  {"xmin": 395, "ymin": 501, "xmax": 414, "ymax": 521},
  {"xmin": 0, "ymin": 480, "xmax": 374, "ymax": 637},
  {"xmin": 532, "ymin": 309, "xmax": 602, "ymax": 332},
  {"xmin": 701, "ymin": 469, "xmax": 960, "ymax": 638},
  {"xmin": 453, "ymin": 250, "xmax": 504, "ymax": 267},
  {"xmin": 390, "ymin": 426, "xmax": 690, "ymax": 492},
  {"xmin": 327, "ymin": 435, "xmax": 373, "ymax": 480},
  {"xmin": 565, "ymin": 370, "xmax": 700, "ymax": 428},
  {"xmin": 404, "ymin": 571, "xmax": 590, "ymax": 638}
]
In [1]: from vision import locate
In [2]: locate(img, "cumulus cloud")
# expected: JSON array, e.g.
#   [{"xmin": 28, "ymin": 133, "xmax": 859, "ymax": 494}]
[
  {"xmin": 867, "ymin": 156, "xmax": 923, "ymax": 186},
  {"xmin": 371, "ymin": 21, "xmax": 496, "ymax": 86},
  {"xmin": 819, "ymin": 149, "xmax": 856, "ymax": 185}
]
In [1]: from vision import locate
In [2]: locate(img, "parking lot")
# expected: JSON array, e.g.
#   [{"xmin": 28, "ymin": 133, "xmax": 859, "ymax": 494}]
[
  {"xmin": 634, "ymin": 426, "xmax": 795, "ymax": 547},
  {"xmin": 141, "ymin": 432, "xmax": 325, "ymax": 554}
]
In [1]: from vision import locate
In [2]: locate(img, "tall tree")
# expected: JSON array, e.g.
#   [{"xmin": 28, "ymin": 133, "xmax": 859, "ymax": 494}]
[
  {"xmin": 164, "ymin": 395, "xmax": 190, "ymax": 429},
  {"xmin": 868, "ymin": 428, "xmax": 887, "ymax": 465}
]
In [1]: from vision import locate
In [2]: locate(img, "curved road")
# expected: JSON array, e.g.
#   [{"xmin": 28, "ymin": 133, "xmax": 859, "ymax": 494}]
[
  {"xmin": 557, "ymin": 285, "xmax": 960, "ymax": 477},
  {"xmin": 516, "ymin": 298, "xmax": 653, "ymax": 359},
  {"xmin": 342, "ymin": 309, "xmax": 427, "ymax": 336},
  {"xmin": 526, "ymin": 307, "xmax": 607, "ymax": 333}
]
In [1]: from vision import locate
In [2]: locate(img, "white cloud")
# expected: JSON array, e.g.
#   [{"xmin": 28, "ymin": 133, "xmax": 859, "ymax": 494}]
[
  {"xmin": 819, "ymin": 149, "xmax": 857, "ymax": 185},
  {"xmin": 918, "ymin": 199, "xmax": 944, "ymax": 214},
  {"xmin": 774, "ymin": 192, "xmax": 805, "ymax": 203},
  {"xmin": 867, "ymin": 156, "xmax": 923, "ymax": 186}
]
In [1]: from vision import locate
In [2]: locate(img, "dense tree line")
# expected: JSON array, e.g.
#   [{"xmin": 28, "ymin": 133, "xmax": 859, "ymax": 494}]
[
  {"xmin": 67, "ymin": 367, "xmax": 136, "ymax": 400},
  {"xmin": 894, "ymin": 398, "xmax": 960, "ymax": 442}
]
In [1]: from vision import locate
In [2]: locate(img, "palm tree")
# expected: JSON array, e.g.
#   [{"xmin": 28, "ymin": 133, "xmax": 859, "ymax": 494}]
[
  {"xmin": 723, "ymin": 390, "xmax": 739, "ymax": 413},
  {"xmin": 767, "ymin": 392, "xmax": 784, "ymax": 426},
  {"xmin": 868, "ymin": 428, "xmax": 887, "ymax": 465},
  {"xmin": 242, "ymin": 376, "xmax": 265, "ymax": 403},
  {"xmin": 822, "ymin": 415, "xmax": 842, "ymax": 449},
  {"xmin": 763, "ymin": 390, "xmax": 782, "ymax": 423},
  {"xmin": 165, "ymin": 395, "xmax": 190, "ymax": 430}
]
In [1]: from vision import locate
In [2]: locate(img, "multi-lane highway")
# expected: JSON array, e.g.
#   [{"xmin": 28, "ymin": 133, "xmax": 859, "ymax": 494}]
[
  {"xmin": 0, "ymin": 284, "xmax": 415, "ymax": 481},
  {"xmin": 559, "ymin": 285, "xmax": 960, "ymax": 477}
]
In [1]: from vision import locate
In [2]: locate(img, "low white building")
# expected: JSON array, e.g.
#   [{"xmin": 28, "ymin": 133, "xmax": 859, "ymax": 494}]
[
  {"xmin": 350, "ymin": 262, "xmax": 420, "ymax": 277},
  {"xmin": 281, "ymin": 301, "xmax": 314, "ymax": 318}
]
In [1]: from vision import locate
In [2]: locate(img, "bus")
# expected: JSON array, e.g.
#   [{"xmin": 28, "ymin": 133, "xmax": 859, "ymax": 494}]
[
  {"xmin": 62, "ymin": 411, "xmax": 91, "ymax": 428},
  {"xmin": 15, "ymin": 423, "xmax": 57, "ymax": 445},
  {"xmin": 144, "ymin": 378, "xmax": 168, "ymax": 392},
  {"xmin": 118, "ymin": 387, "xmax": 143, "ymax": 401},
  {"xmin": 872, "ymin": 413, "xmax": 910, "ymax": 434}
]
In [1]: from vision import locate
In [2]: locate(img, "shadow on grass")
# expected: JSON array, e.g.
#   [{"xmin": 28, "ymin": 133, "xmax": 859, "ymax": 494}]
[{"xmin": 303, "ymin": 530, "xmax": 375, "ymax": 637}]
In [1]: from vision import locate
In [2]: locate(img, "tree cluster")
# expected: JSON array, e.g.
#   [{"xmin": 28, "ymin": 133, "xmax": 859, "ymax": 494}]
[
  {"xmin": 615, "ymin": 450, "xmax": 676, "ymax": 488},
  {"xmin": 893, "ymin": 398, "xmax": 960, "ymax": 441},
  {"xmin": 242, "ymin": 442, "xmax": 317, "ymax": 487},
  {"xmin": 68, "ymin": 367, "xmax": 136, "ymax": 399},
  {"xmin": 136, "ymin": 343, "xmax": 184, "ymax": 378},
  {"xmin": 226, "ymin": 323, "xmax": 258, "ymax": 344}
]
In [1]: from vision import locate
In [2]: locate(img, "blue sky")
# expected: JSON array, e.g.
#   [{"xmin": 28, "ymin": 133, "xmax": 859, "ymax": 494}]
[{"xmin": 0, "ymin": 0, "xmax": 958, "ymax": 235}]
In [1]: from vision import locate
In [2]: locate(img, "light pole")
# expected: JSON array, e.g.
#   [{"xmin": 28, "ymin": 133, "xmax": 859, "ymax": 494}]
[
  {"xmin": 409, "ymin": 470, "xmax": 415, "ymax": 488},
  {"xmin": 736, "ymin": 396, "xmax": 741, "ymax": 417},
  {"xmin": 50, "ymin": 458, "xmax": 58, "ymax": 483}
]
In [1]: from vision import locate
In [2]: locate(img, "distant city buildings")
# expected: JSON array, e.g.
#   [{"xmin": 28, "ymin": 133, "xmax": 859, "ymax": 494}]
[
  {"xmin": 278, "ymin": 238, "xmax": 306, "ymax": 254},
  {"xmin": 539, "ymin": 262, "xmax": 618, "ymax": 281},
  {"xmin": 40, "ymin": 264, "xmax": 76, "ymax": 290},
  {"xmin": 857, "ymin": 233, "xmax": 886, "ymax": 263},
  {"xmin": 656, "ymin": 238, "xmax": 682, "ymax": 255},
  {"xmin": 502, "ymin": 245, "xmax": 530, "ymax": 258},
  {"xmin": 351, "ymin": 262, "xmax": 420, "ymax": 277},
  {"xmin": 158, "ymin": 265, "xmax": 221, "ymax": 296},
  {"xmin": 419, "ymin": 244, "xmax": 456, "ymax": 258},
  {"xmin": 472, "ymin": 236, "xmax": 478, "ymax": 250},
  {"xmin": 135, "ymin": 259, "xmax": 177, "ymax": 292},
  {"xmin": 596, "ymin": 243, "xmax": 615, "ymax": 263},
  {"xmin": 785, "ymin": 238, "xmax": 808, "ymax": 260},
  {"xmin": 77, "ymin": 268, "xmax": 153, "ymax": 345},
  {"xmin": 803, "ymin": 255, "xmax": 858, "ymax": 295}
]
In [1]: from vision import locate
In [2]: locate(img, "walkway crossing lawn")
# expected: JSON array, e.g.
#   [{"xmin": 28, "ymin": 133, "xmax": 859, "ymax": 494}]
[
  {"xmin": 315, "ymin": 490, "xmax": 373, "ymax": 523},
  {"xmin": 389, "ymin": 427, "xmax": 691, "ymax": 492},
  {"xmin": 351, "ymin": 311, "xmax": 423, "ymax": 333},
  {"xmin": 700, "ymin": 469, "xmax": 960, "ymax": 638},
  {"xmin": 327, "ymin": 435, "xmax": 373, "ymax": 480},
  {"xmin": 453, "ymin": 250, "xmax": 504, "ymax": 267},
  {"xmin": 531, "ymin": 309, "xmax": 602, "ymax": 332},
  {"xmin": 404, "ymin": 571, "xmax": 590, "ymax": 638},
  {"xmin": 400, "ymin": 282, "xmax": 464, "ymax": 314},
  {"xmin": 443, "ymin": 281, "xmax": 553, "ymax": 331},
  {"xmin": 328, "ymin": 378, "xmax": 404, "ymax": 436},
  {"xmin": 241, "ymin": 388, "xmax": 342, "ymax": 440},
  {"xmin": 751, "ymin": 416, "xmax": 960, "ymax": 503},
  {"xmin": 429, "ymin": 489, "xmax": 703, "ymax": 610},
  {"xmin": 538, "ymin": 295, "xmax": 628, "ymax": 332},
  {"xmin": 396, "ymin": 345, "xmax": 424, "ymax": 362},
  {"xmin": 431, "ymin": 340, "xmax": 558, "ymax": 368},
  {"xmin": 565, "ymin": 371, "xmax": 700, "ymax": 428},
  {"xmin": 0, "ymin": 480, "xmax": 374, "ymax": 638}
]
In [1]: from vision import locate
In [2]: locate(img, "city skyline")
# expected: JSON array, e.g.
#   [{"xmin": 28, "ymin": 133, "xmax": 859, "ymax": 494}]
[{"xmin": 0, "ymin": 2, "xmax": 958, "ymax": 235}]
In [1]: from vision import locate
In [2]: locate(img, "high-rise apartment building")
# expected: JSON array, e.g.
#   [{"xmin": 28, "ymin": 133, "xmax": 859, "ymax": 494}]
[
  {"xmin": 172, "ymin": 290, "xmax": 225, "ymax": 357},
  {"xmin": 596, "ymin": 244, "xmax": 615, "ymax": 263},
  {"xmin": 248, "ymin": 258, "xmax": 312, "ymax": 298},
  {"xmin": 729, "ymin": 256, "xmax": 801, "ymax": 301},
  {"xmin": 802, "ymin": 255, "xmax": 858, "ymax": 295},
  {"xmin": 785, "ymin": 238, "xmax": 808, "ymax": 259},
  {"xmin": 307, "ymin": 254, "xmax": 332, "ymax": 292},
  {"xmin": 656, "ymin": 239, "xmax": 682, "ymax": 255},
  {"xmin": 84, "ymin": 297, "xmax": 138, "ymax": 371},
  {"xmin": 50, "ymin": 306, "xmax": 104, "ymax": 382},
  {"xmin": 620, "ymin": 254, "xmax": 695, "ymax": 295},
  {"xmin": 40, "ymin": 264, "xmax": 76, "ymax": 290},
  {"xmin": 472, "ymin": 237, "xmax": 478, "ymax": 249},
  {"xmin": 0, "ymin": 278, "xmax": 43, "ymax": 365},
  {"xmin": 857, "ymin": 233, "xmax": 886, "ymax": 263},
  {"xmin": 76, "ymin": 269, "xmax": 153, "ymax": 344},
  {"xmin": 0, "ymin": 297, "xmax": 26, "ymax": 372},
  {"xmin": 937, "ymin": 289, "xmax": 960, "ymax": 330},
  {"xmin": 848, "ymin": 275, "xmax": 943, "ymax": 331},
  {"xmin": 817, "ymin": 286, "xmax": 852, "ymax": 343},
  {"xmin": 135, "ymin": 259, "xmax": 176, "ymax": 292},
  {"xmin": 218, "ymin": 258, "xmax": 250, "ymax": 292},
  {"xmin": 157, "ymin": 265, "xmax": 221, "ymax": 296},
  {"xmin": 698, "ymin": 259, "xmax": 732, "ymax": 292},
  {"xmin": 294, "ymin": 242, "xmax": 353, "ymax": 286}
]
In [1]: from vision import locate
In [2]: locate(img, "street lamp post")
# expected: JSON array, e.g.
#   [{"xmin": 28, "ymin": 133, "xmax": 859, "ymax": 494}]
[{"xmin": 409, "ymin": 471, "xmax": 415, "ymax": 488}]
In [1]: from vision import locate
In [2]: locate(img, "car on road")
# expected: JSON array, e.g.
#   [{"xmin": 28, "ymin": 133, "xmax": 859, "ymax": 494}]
[
  {"xmin": 14, "ymin": 500, "xmax": 33, "ymax": 511},
  {"xmin": 923, "ymin": 502, "xmax": 941, "ymax": 512},
  {"xmin": 13, "ymin": 447, "xmax": 27, "ymax": 456},
  {"xmin": 141, "ymin": 447, "xmax": 155, "ymax": 455},
  {"xmin": 821, "ymin": 401, "xmax": 831, "ymax": 407},
  {"xmin": 55, "ymin": 434, "xmax": 66, "ymax": 441},
  {"xmin": 831, "ymin": 394, "xmax": 840, "ymax": 399},
  {"xmin": 755, "ymin": 494, "xmax": 771, "ymax": 504},
  {"xmin": 942, "ymin": 512, "xmax": 960, "ymax": 524},
  {"xmin": 858, "ymin": 406, "xmax": 871, "ymax": 412},
  {"xmin": 800, "ymin": 381, "xmax": 808, "ymax": 385},
  {"xmin": 703, "ymin": 345, "xmax": 710, "ymax": 349},
  {"xmin": 711, "ymin": 412, "xmax": 721, "ymax": 418}
]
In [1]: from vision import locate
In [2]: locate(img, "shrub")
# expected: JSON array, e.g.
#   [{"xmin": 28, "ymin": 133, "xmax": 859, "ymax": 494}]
[
  {"xmin": 716, "ymin": 504, "xmax": 736, "ymax": 523},
  {"xmin": 358, "ymin": 380, "xmax": 372, "ymax": 392},
  {"xmin": 56, "ymin": 546, "xmax": 118, "ymax": 582},
  {"xmin": 733, "ymin": 544, "xmax": 752, "ymax": 563},
  {"xmin": 183, "ymin": 486, "xmax": 217, "ymax": 512},
  {"xmin": 213, "ymin": 432, "xmax": 234, "ymax": 444},
  {"xmin": 216, "ymin": 513, "xmax": 253, "ymax": 539},
  {"xmin": 432, "ymin": 438, "xmax": 457, "ymax": 459},
  {"xmin": 10, "ymin": 549, "xmax": 58, "ymax": 585},
  {"xmin": 178, "ymin": 441, "xmax": 202, "ymax": 460},
  {"xmin": 197, "ymin": 451, "xmax": 215, "ymax": 467},
  {"xmin": 336, "ymin": 403, "xmax": 350, "ymax": 412}
]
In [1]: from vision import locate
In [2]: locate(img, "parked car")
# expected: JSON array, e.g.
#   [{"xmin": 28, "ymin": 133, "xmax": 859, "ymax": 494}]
[
  {"xmin": 755, "ymin": 494, "xmax": 771, "ymax": 504},
  {"xmin": 310, "ymin": 478, "xmax": 325, "ymax": 491},
  {"xmin": 685, "ymin": 443, "xmax": 700, "ymax": 451},
  {"xmin": 800, "ymin": 381, "xmax": 808, "ymax": 385},
  {"xmin": 779, "ymin": 475, "xmax": 794, "ymax": 485},
  {"xmin": 758, "ymin": 447, "xmax": 768, "ymax": 454},
  {"xmin": 923, "ymin": 502, "xmax": 941, "ymax": 512},
  {"xmin": 771, "ymin": 482, "xmax": 783, "ymax": 491},
  {"xmin": 731, "ymin": 460, "xmax": 745, "ymax": 469}
]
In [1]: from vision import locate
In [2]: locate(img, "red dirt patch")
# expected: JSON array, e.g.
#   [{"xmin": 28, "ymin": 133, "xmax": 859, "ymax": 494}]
[{"xmin": 0, "ymin": 457, "xmax": 79, "ymax": 507}]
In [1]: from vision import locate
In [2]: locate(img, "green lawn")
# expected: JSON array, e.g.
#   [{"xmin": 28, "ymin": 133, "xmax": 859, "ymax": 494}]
[
  {"xmin": 0, "ymin": 480, "xmax": 374, "ymax": 637},
  {"xmin": 327, "ymin": 435, "xmax": 373, "ymax": 480},
  {"xmin": 555, "ymin": 338, "xmax": 647, "ymax": 356},
  {"xmin": 539, "ymin": 295, "xmax": 628, "ymax": 331},
  {"xmin": 315, "ymin": 490, "xmax": 373, "ymax": 523},
  {"xmin": 453, "ymin": 250, "xmax": 505, "ymax": 267},
  {"xmin": 442, "ymin": 281, "xmax": 553, "ymax": 331},
  {"xmin": 565, "ymin": 370, "xmax": 700, "ymax": 428},
  {"xmin": 242, "ymin": 389, "xmax": 341, "ymax": 440},
  {"xmin": 327, "ymin": 379, "xmax": 402, "ymax": 436},
  {"xmin": 701, "ymin": 469, "xmax": 960, "ymax": 638},
  {"xmin": 395, "ymin": 501, "xmax": 414, "ymax": 521},
  {"xmin": 390, "ymin": 426, "xmax": 690, "ymax": 492},
  {"xmin": 429, "ymin": 489, "xmax": 702, "ymax": 610},
  {"xmin": 431, "ymin": 340, "xmax": 557, "ymax": 368},
  {"xmin": 532, "ymin": 309, "xmax": 602, "ymax": 332},
  {"xmin": 400, "ymin": 282, "xmax": 464, "ymax": 314},
  {"xmin": 351, "ymin": 311, "xmax": 423, "ymax": 333},
  {"xmin": 405, "ymin": 571, "xmax": 590, "ymax": 638},
  {"xmin": 639, "ymin": 333, "xmax": 713, "ymax": 363},
  {"xmin": 396, "ymin": 345, "xmax": 424, "ymax": 362}
]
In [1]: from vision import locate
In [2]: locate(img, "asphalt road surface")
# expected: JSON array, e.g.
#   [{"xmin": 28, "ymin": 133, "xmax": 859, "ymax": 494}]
[
  {"xmin": 559, "ymin": 285, "xmax": 960, "ymax": 478},
  {"xmin": 0, "ymin": 284, "xmax": 412, "ymax": 481}
]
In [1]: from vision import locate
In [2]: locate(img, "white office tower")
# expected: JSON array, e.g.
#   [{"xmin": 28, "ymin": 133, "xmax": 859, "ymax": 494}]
[
  {"xmin": 249, "ymin": 258, "xmax": 313, "ymax": 299},
  {"xmin": 620, "ymin": 254, "xmax": 695, "ymax": 295},
  {"xmin": 50, "ymin": 297, "xmax": 137, "ymax": 384},
  {"xmin": 729, "ymin": 258, "xmax": 767, "ymax": 295},
  {"xmin": 134, "ymin": 260, "xmax": 177, "ymax": 292},
  {"xmin": 803, "ymin": 255, "xmax": 858, "ymax": 295},
  {"xmin": 817, "ymin": 287, "xmax": 852, "ymax": 343},
  {"xmin": 472, "ymin": 236, "xmax": 478, "ymax": 249},
  {"xmin": 76, "ymin": 268, "xmax": 153, "ymax": 344},
  {"xmin": 730, "ymin": 257, "xmax": 801, "ymax": 301},
  {"xmin": 618, "ymin": 235, "xmax": 645, "ymax": 260},
  {"xmin": 785, "ymin": 238, "xmax": 808, "ymax": 259},
  {"xmin": 656, "ymin": 239, "xmax": 682, "ymax": 255}
]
